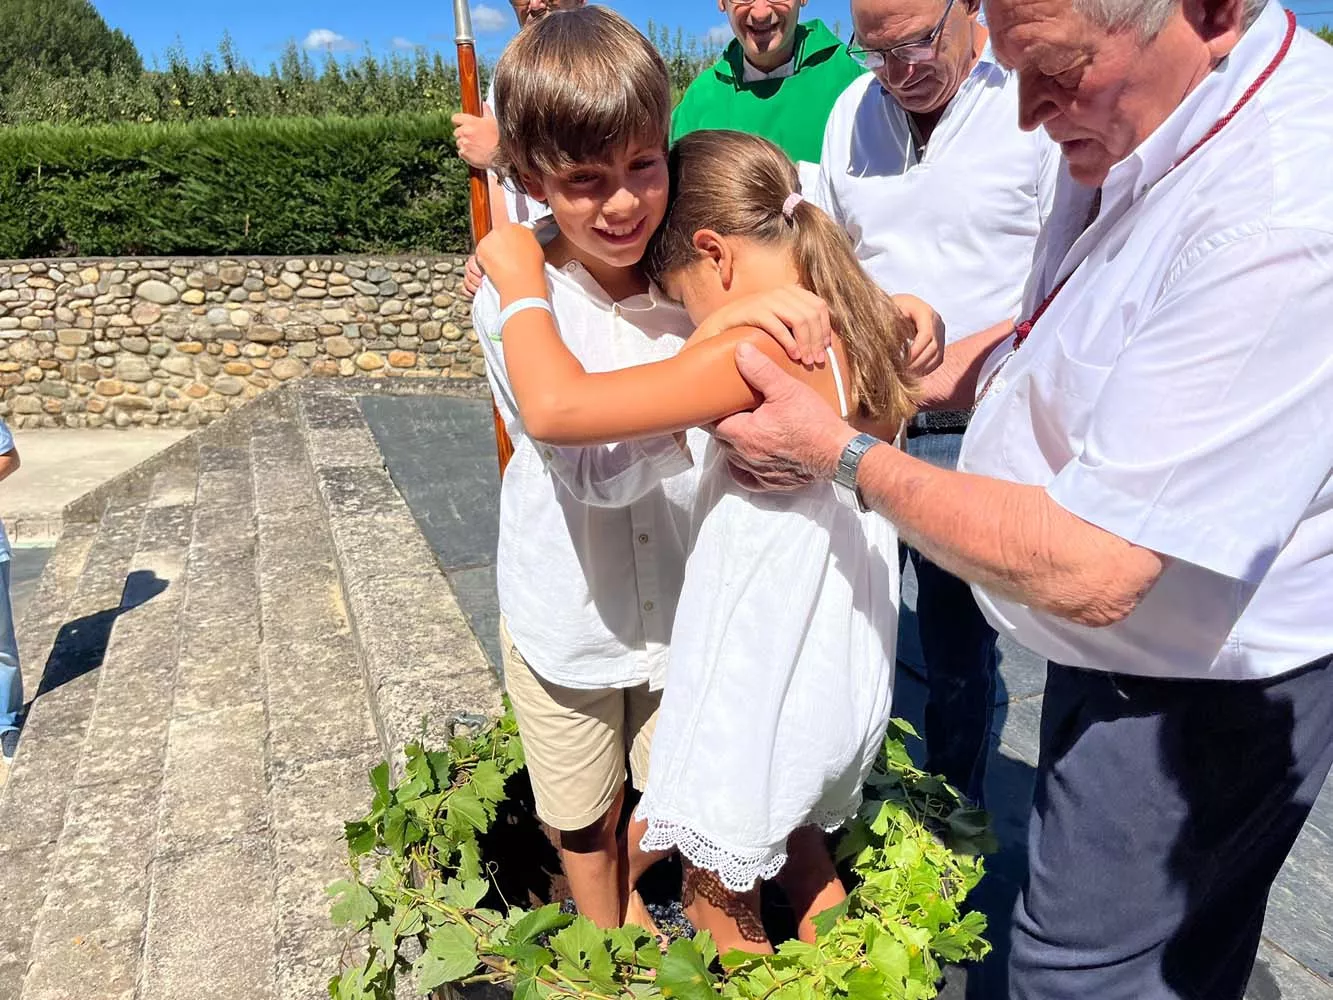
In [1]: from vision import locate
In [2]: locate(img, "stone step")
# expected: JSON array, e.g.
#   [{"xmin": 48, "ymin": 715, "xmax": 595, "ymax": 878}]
[
  {"xmin": 249, "ymin": 413, "xmax": 382, "ymax": 1000},
  {"xmin": 138, "ymin": 443, "xmax": 279, "ymax": 1000},
  {"xmin": 295, "ymin": 389, "xmax": 500, "ymax": 775},
  {"xmin": 10, "ymin": 460, "xmax": 193, "ymax": 1000}
]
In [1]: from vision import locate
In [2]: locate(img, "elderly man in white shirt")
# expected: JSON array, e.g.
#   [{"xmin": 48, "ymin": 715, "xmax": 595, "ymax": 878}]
[
  {"xmin": 810, "ymin": 0, "xmax": 1059, "ymax": 806},
  {"xmin": 706, "ymin": 0, "xmax": 1333, "ymax": 995}
]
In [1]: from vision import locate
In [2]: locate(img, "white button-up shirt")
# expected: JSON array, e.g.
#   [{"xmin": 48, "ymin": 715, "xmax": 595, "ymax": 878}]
[
  {"xmin": 960, "ymin": 3, "xmax": 1333, "ymax": 681},
  {"xmin": 811, "ymin": 53, "xmax": 1059, "ymax": 342},
  {"xmin": 474, "ymin": 262, "xmax": 701, "ymax": 690}
]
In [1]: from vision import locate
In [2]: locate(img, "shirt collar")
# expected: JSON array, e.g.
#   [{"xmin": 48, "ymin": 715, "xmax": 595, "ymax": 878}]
[
  {"xmin": 742, "ymin": 56, "xmax": 795, "ymax": 82},
  {"xmin": 1102, "ymin": 0, "xmax": 1285, "ymax": 211},
  {"xmin": 547, "ymin": 257, "xmax": 671, "ymax": 312}
]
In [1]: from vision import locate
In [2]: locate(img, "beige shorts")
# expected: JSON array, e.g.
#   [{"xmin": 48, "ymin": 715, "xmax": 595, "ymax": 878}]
[{"xmin": 501, "ymin": 617, "xmax": 659, "ymax": 831}]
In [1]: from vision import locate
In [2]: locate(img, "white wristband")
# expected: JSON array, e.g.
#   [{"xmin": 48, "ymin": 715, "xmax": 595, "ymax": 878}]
[{"xmin": 493, "ymin": 297, "xmax": 552, "ymax": 340}]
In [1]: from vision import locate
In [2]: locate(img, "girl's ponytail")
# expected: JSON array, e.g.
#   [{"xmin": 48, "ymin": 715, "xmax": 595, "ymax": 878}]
[
  {"xmin": 647, "ymin": 130, "xmax": 916, "ymax": 432},
  {"xmin": 786, "ymin": 199, "xmax": 917, "ymax": 429}
]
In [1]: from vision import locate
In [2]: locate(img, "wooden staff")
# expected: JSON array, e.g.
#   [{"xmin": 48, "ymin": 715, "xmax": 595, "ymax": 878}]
[{"xmin": 454, "ymin": 0, "xmax": 516, "ymax": 476}]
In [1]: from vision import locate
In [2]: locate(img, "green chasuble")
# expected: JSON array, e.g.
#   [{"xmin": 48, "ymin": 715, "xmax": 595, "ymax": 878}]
[{"xmin": 670, "ymin": 19, "xmax": 865, "ymax": 166}]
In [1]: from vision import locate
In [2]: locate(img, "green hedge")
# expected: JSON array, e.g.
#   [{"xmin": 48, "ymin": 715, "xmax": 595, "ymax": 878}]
[{"xmin": 0, "ymin": 112, "xmax": 472, "ymax": 258}]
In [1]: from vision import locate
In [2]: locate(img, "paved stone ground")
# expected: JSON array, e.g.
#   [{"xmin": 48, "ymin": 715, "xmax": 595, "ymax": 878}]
[
  {"xmin": 0, "ymin": 382, "xmax": 501, "ymax": 1000},
  {"xmin": 365, "ymin": 394, "xmax": 1333, "ymax": 1000}
]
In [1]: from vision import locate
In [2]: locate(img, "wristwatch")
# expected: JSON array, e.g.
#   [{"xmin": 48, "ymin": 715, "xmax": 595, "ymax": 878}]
[{"xmin": 832, "ymin": 433, "xmax": 879, "ymax": 513}]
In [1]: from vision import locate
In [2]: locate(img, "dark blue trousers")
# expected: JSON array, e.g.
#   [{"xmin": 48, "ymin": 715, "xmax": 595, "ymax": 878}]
[
  {"xmin": 904, "ymin": 428, "xmax": 998, "ymax": 804},
  {"xmin": 1010, "ymin": 656, "xmax": 1333, "ymax": 999}
]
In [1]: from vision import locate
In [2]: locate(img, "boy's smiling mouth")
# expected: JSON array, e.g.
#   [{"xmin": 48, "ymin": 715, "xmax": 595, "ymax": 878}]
[{"xmin": 593, "ymin": 219, "xmax": 647, "ymax": 246}]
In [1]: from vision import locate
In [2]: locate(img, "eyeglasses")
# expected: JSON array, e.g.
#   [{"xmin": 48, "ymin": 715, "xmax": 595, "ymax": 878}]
[{"xmin": 848, "ymin": 0, "xmax": 956, "ymax": 68}]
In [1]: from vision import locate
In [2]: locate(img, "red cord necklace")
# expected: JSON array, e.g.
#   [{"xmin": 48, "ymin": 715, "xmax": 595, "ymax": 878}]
[{"xmin": 979, "ymin": 9, "xmax": 1297, "ymax": 401}]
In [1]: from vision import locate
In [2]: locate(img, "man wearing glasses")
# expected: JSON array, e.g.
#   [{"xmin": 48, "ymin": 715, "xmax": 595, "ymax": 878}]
[
  {"xmin": 811, "ymin": 0, "xmax": 1059, "ymax": 807},
  {"xmin": 671, "ymin": 0, "xmax": 864, "ymax": 189}
]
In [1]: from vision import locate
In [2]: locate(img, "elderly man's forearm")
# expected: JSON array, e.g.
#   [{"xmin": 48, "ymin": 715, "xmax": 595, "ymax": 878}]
[
  {"xmin": 916, "ymin": 321, "xmax": 1014, "ymax": 411},
  {"xmin": 855, "ymin": 443, "xmax": 1163, "ymax": 626}
]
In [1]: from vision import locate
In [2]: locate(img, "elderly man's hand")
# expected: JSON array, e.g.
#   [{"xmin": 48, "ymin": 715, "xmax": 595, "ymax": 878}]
[
  {"xmin": 714, "ymin": 342, "xmax": 857, "ymax": 491},
  {"xmin": 452, "ymin": 106, "xmax": 501, "ymax": 170}
]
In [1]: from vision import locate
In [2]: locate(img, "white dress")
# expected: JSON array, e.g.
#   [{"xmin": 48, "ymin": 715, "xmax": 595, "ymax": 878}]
[{"xmin": 637, "ymin": 359, "xmax": 900, "ymax": 891}]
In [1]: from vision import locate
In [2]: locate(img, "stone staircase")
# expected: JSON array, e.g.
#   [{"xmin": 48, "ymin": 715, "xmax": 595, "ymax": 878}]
[{"xmin": 0, "ymin": 380, "xmax": 502, "ymax": 1000}]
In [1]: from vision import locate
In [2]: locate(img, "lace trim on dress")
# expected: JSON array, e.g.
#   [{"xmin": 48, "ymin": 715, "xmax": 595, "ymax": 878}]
[
  {"xmin": 638, "ymin": 791, "xmax": 865, "ymax": 894},
  {"xmin": 641, "ymin": 819, "xmax": 790, "ymax": 892}
]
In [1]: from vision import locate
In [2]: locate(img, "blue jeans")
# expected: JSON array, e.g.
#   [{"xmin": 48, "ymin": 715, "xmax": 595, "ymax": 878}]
[
  {"xmin": 903, "ymin": 430, "xmax": 998, "ymax": 804},
  {"xmin": 0, "ymin": 560, "xmax": 19, "ymax": 730}
]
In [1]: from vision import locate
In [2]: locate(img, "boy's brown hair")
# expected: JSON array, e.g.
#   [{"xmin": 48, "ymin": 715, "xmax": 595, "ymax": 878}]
[{"xmin": 491, "ymin": 6, "xmax": 670, "ymax": 186}]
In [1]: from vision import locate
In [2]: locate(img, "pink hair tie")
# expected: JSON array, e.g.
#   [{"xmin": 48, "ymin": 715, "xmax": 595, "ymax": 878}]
[{"xmin": 781, "ymin": 191, "xmax": 803, "ymax": 221}]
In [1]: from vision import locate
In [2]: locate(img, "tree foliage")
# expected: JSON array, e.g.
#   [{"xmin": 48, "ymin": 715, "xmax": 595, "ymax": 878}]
[
  {"xmin": 0, "ymin": 113, "xmax": 471, "ymax": 257},
  {"xmin": 0, "ymin": 0, "xmax": 141, "ymax": 89}
]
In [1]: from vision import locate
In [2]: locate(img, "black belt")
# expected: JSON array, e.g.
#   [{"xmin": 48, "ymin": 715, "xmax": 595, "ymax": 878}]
[{"xmin": 906, "ymin": 409, "xmax": 971, "ymax": 438}]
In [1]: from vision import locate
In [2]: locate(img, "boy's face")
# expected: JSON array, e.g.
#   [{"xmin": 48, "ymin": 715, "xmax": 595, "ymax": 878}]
[{"xmin": 522, "ymin": 140, "xmax": 669, "ymax": 274}]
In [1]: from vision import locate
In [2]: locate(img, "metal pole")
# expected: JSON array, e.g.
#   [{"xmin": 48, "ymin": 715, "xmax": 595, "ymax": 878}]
[{"xmin": 454, "ymin": 0, "xmax": 516, "ymax": 476}]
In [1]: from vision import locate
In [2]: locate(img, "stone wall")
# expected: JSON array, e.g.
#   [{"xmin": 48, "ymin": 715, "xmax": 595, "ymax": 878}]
[{"xmin": 0, "ymin": 255, "xmax": 481, "ymax": 428}]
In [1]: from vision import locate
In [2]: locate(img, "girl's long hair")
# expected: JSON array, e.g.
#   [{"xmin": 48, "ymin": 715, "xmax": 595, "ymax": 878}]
[{"xmin": 645, "ymin": 130, "xmax": 917, "ymax": 428}]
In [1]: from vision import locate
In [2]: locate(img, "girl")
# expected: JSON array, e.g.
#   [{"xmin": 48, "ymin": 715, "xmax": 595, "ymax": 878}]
[{"xmin": 477, "ymin": 129, "xmax": 916, "ymax": 953}]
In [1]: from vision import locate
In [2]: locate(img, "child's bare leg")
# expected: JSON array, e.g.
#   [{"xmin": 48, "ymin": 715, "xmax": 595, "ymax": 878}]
[
  {"xmin": 560, "ymin": 784, "xmax": 626, "ymax": 928},
  {"xmin": 777, "ymin": 826, "xmax": 846, "ymax": 944},
  {"xmin": 621, "ymin": 809, "xmax": 672, "ymax": 937},
  {"xmin": 681, "ymin": 860, "xmax": 773, "ymax": 956}
]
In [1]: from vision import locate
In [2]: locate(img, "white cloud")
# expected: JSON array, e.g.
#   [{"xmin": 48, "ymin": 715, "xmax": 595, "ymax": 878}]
[
  {"xmin": 302, "ymin": 28, "xmax": 357, "ymax": 52},
  {"xmin": 392, "ymin": 36, "xmax": 421, "ymax": 50},
  {"xmin": 705, "ymin": 23, "xmax": 734, "ymax": 46},
  {"xmin": 471, "ymin": 5, "xmax": 511, "ymax": 33}
]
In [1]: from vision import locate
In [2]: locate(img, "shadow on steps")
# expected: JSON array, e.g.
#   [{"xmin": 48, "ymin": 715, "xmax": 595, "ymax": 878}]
[{"xmin": 32, "ymin": 569, "xmax": 169, "ymax": 704}]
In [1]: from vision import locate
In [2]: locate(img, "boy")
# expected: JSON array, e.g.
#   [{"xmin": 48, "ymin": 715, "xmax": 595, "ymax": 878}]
[{"xmin": 471, "ymin": 6, "xmax": 695, "ymax": 932}]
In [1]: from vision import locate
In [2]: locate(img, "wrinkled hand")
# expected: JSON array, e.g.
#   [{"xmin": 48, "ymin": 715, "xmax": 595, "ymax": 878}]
[
  {"xmin": 714, "ymin": 343, "xmax": 856, "ymax": 492},
  {"xmin": 892, "ymin": 294, "xmax": 946, "ymax": 378},
  {"xmin": 695, "ymin": 286, "xmax": 834, "ymax": 366},
  {"xmin": 461, "ymin": 254, "xmax": 484, "ymax": 299},
  {"xmin": 475, "ymin": 224, "xmax": 546, "ymax": 298},
  {"xmin": 451, "ymin": 106, "xmax": 501, "ymax": 170}
]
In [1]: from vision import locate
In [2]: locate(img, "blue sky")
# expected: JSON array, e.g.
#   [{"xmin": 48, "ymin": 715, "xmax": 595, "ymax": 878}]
[{"xmin": 95, "ymin": 0, "xmax": 1333, "ymax": 70}]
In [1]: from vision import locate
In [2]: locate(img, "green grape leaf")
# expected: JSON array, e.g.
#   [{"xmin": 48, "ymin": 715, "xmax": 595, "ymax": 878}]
[
  {"xmin": 470, "ymin": 758, "xmax": 507, "ymax": 802},
  {"xmin": 658, "ymin": 938, "xmax": 716, "ymax": 1000},
  {"xmin": 369, "ymin": 762, "xmax": 392, "ymax": 813},
  {"xmin": 446, "ymin": 786, "xmax": 489, "ymax": 834},
  {"xmin": 457, "ymin": 838, "xmax": 483, "ymax": 880},
  {"xmin": 440, "ymin": 877, "xmax": 489, "ymax": 909},
  {"xmin": 328, "ymin": 880, "xmax": 378, "ymax": 930},
  {"xmin": 344, "ymin": 820, "xmax": 376, "ymax": 857},
  {"xmin": 844, "ymin": 968, "xmax": 889, "ymax": 1000},
  {"xmin": 509, "ymin": 903, "xmax": 573, "ymax": 944},
  {"xmin": 550, "ymin": 916, "xmax": 616, "ymax": 989},
  {"xmin": 809, "ymin": 896, "xmax": 851, "ymax": 938},
  {"xmin": 415, "ymin": 923, "xmax": 480, "ymax": 988}
]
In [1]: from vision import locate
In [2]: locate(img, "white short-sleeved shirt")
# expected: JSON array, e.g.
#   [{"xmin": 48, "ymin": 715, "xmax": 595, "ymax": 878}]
[
  {"xmin": 485, "ymin": 79, "xmax": 551, "ymax": 226},
  {"xmin": 474, "ymin": 262, "xmax": 703, "ymax": 691},
  {"xmin": 811, "ymin": 53, "xmax": 1059, "ymax": 342},
  {"xmin": 959, "ymin": 3, "xmax": 1333, "ymax": 681}
]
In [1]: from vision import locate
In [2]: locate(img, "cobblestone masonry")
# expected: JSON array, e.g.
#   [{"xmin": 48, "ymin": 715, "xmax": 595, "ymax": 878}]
[{"xmin": 0, "ymin": 256, "xmax": 482, "ymax": 429}]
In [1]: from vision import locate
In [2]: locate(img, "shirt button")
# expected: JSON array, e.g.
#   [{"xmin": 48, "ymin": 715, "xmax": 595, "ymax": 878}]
[
  {"xmin": 543, "ymin": 448, "xmax": 554, "ymax": 460},
  {"xmin": 643, "ymin": 600, "xmax": 655, "ymax": 612},
  {"xmin": 638, "ymin": 533, "xmax": 649, "ymax": 544}
]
